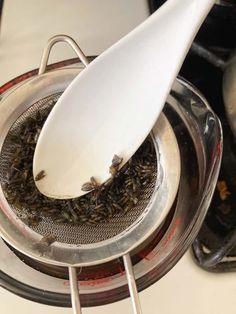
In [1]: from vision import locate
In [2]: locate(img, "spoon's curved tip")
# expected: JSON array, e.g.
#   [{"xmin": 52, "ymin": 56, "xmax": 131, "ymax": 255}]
[
  {"xmin": 33, "ymin": 152, "xmax": 90, "ymax": 200},
  {"xmin": 33, "ymin": 144, "xmax": 113, "ymax": 200},
  {"xmin": 33, "ymin": 170, "xmax": 88, "ymax": 199}
]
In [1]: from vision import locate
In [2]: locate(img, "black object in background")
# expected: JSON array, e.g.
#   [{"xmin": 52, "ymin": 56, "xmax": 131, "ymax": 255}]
[
  {"xmin": 149, "ymin": 0, "xmax": 236, "ymax": 272},
  {"xmin": 0, "ymin": 0, "xmax": 3, "ymax": 28},
  {"xmin": 148, "ymin": 0, "xmax": 236, "ymax": 48},
  {"xmin": 148, "ymin": 0, "xmax": 165, "ymax": 13}
]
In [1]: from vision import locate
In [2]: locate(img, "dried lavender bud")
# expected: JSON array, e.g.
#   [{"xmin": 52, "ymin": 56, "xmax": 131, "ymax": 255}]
[
  {"xmin": 109, "ymin": 154, "xmax": 123, "ymax": 176},
  {"xmin": 35, "ymin": 170, "xmax": 46, "ymax": 181},
  {"xmin": 81, "ymin": 182, "xmax": 94, "ymax": 192},
  {"xmin": 40, "ymin": 235, "xmax": 56, "ymax": 247},
  {"xmin": 111, "ymin": 155, "xmax": 123, "ymax": 167},
  {"xmin": 23, "ymin": 215, "xmax": 42, "ymax": 227},
  {"xmin": 81, "ymin": 177, "xmax": 100, "ymax": 192}
]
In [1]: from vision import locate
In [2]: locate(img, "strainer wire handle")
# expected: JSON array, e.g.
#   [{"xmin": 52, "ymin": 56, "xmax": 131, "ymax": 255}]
[
  {"xmin": 123, "ymin": 254, "xmax": 143, "ymax": 314},
  {"xmin": 69, "ymin": 266, "xmax": 82, "ymax": 314},
  {"xmin": 42, "ymin": 36, "xmax": 88, "ymax": 314},
  {"xmin": 38, "ymin": 35, "xmax": 89, "ymax": 75},
  {"xmin": 37, "ymin": 36, "xmax": 141, "ymax": 314}
]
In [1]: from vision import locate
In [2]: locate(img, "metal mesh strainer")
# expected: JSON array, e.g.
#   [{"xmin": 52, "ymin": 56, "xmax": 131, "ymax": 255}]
[
  {"xmin": 0, "ymin": 92, "xmax": 157, "ymax": 245},
  {"xmin": 0, "ymin": 36, "xmax": 180, "ymax": 314}
]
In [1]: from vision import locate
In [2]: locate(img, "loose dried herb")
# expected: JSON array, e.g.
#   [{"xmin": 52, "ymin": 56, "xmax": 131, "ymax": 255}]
[
  {"xmin": 40, "ymin": 235, "xmax": 56, "ymax": 247},
  {"xmin": 109, "ymin": 154, "xmax": 123, "ymax": 176},
  {"xmin": 3, "ymin": 106, "xmax": 156, "ymax": 227},
  {"xmin": 35, "ymin": 170, "xmax": 46, "ymax": 181},
  {"xmin": 81, "ymin": 176, "xmax": 100, "ymax": 192}
]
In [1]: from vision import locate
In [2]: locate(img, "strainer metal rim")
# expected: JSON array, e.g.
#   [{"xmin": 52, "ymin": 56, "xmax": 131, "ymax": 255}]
[{"xmin": 0, "ymin": 67, "xmax": 180, "ymax": 267}]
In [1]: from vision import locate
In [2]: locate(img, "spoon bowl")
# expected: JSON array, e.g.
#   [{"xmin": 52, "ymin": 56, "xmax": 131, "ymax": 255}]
[{"xmin": 33, "ymin": 0, "xmax": 215, "ymax": 199}]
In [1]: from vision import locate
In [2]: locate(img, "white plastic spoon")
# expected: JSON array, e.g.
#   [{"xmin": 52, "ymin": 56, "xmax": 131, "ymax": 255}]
[{"xmin": 33, "ymin": 0, "xmax": 215, "ymax": 199}]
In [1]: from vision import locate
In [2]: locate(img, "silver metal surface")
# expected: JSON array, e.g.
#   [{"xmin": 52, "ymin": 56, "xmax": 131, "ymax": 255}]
[
  {"xmin": 0, "ymin": 95, "xmax": 157, "ymax": 245},
  {"xmin": 123, "ymin": 254, "xmax": 142, "ymax": 314},
  {"xmin": 0, "ymin": 74, "xmax": 223, "ymax": 308},
  {"xmin": 0, "ymin": 90, "xmax": 179, "ymax": 265},
  {"xmin": 223, "ymin": 52, "xmax": 236, "ymax": 137},
  {"xmin": 38, "ymin": 35, "xmax": 89, "ymax": 75},
  {"xmin": 69, "ymin": 266, "xmax": 82, "ymax": 314},
  {"xmin": 0, "ymin": 71, "xmax": 179, "ymax": 263},
  {"xmin": 0, "ymin": 36, "xmax": 180, "ymax": 314},
  {"xmin": 0, "ymin": 63, "xmax": 180, "ymax": 267}
]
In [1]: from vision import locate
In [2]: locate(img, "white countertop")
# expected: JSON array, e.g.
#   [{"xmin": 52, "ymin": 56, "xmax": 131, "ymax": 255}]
[
  {"xmin": 1, "ymin": 1, "xmax": 236, "ymax": 313},
  {"xmin": 1, "ymin": 252, "xmax": 236, "ymax": 314},
  {"xmin": 0, "ymin": 0, "xmax": 149, "ymax": 86}
]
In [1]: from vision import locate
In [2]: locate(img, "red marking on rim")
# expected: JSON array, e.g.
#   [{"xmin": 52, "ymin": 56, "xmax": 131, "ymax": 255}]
[
  {"xmin": 0, "ymin": 58, "xmax": 82, "ymax": 94},
  {"xmin": 162, "ymin": 217, "xmax": 181, "ymax": 248}
]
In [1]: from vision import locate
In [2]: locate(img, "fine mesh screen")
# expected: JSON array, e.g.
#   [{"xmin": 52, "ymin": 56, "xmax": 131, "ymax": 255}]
[{"xmin": 0, "ymin": 93, "xmax": 157, "ymax": 244}]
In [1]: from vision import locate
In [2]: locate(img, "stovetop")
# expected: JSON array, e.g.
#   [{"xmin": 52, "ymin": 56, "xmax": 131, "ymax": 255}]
[{"xmin": 150, "ymin": 0, "xmax": 236, "ymax": 272}]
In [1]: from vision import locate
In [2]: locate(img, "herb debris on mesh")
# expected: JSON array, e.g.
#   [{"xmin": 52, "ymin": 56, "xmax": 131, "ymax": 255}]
[{"xmin": 3, "ymin": 106, "xmax": 156, "ymax": 226}]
